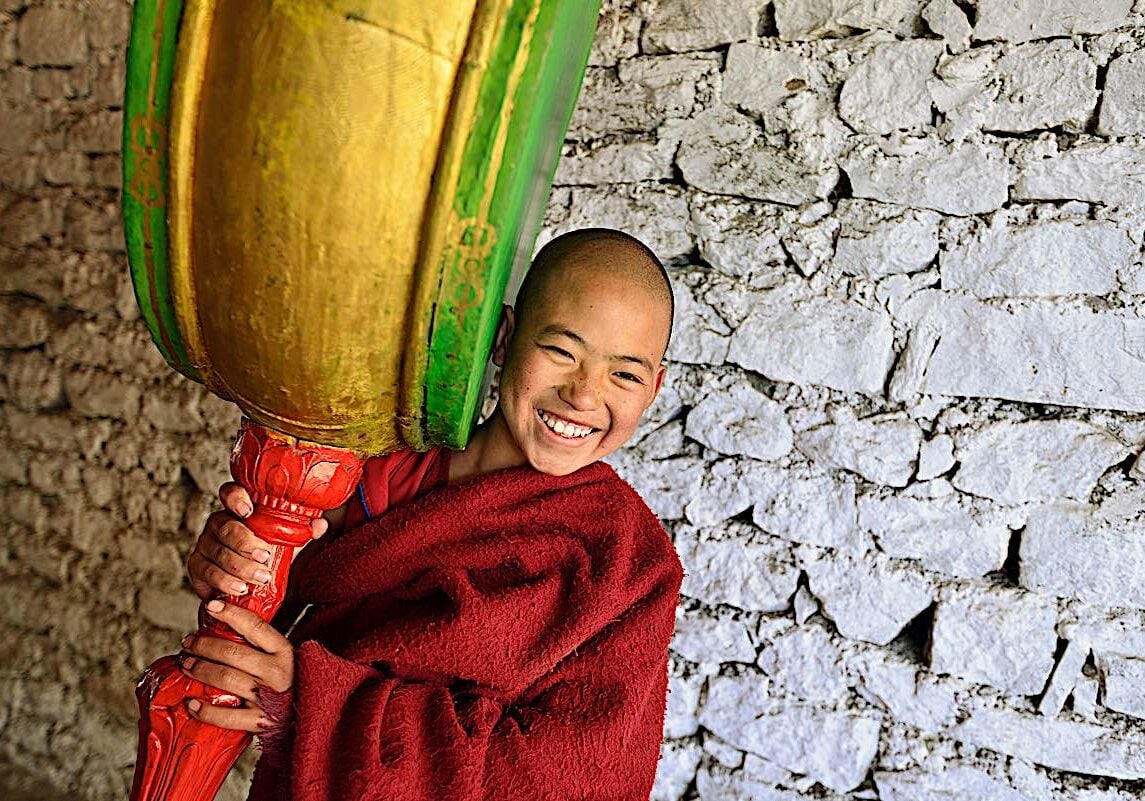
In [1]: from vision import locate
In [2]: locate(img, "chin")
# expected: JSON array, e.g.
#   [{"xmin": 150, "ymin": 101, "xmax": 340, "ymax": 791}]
[
  {"xmin": 529, "ymin": 459, "xmax": 585, "ymax": 477},
  {"xmin": 527, "ymin": 450, "xmax": 594, "ymax": 477}
]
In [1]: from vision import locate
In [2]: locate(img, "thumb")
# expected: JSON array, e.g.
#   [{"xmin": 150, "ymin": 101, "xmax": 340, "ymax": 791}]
[{"xmin": 309, "ymin": 516, "xmax": 329, "ymax": 540}]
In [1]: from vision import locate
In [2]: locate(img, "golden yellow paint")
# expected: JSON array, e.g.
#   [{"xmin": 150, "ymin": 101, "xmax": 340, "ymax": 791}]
[
  {"xmin": 398, "ymin": 0, "xmax": 524, "ymax": 448},
  {"xmin": 166, "ymin": 0, "xmax": 479, "ymax": 450},
  {"xmin": 167, "ymin": 0, "xmax": 217, "ymax": 393}
]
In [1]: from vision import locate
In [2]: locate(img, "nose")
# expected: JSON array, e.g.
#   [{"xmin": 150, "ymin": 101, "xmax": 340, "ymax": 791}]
[{"xmin": 558, "ymin": 364, "xmax": 603, "ymax": 412}]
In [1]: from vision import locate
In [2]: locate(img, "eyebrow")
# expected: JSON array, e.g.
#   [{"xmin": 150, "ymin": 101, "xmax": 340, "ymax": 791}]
[{"xmin": 539, "ymin": 325, "xmax": 655, "ymax": 372}]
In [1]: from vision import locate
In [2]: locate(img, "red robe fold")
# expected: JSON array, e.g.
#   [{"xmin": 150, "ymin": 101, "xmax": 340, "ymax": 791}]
[{"xmin": 249, "ymin": 460, "xmax": 683, "ymax": 801}]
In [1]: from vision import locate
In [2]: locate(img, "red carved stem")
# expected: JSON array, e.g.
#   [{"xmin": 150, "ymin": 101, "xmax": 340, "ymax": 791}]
[{"xmin": 131, "ymin": 420, "xmax": 364, "ymax": 801}]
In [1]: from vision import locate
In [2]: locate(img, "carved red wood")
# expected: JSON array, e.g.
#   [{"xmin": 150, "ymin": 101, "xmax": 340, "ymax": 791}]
[{"xmin": 131, "ymin": 420, "xmax": 364, "ymax": 801}]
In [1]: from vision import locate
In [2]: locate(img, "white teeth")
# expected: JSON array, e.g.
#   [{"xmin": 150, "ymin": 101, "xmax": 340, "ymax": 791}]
[{"xmin": 539, "ymin": 410, "xmax": 594, "ymax": 439}]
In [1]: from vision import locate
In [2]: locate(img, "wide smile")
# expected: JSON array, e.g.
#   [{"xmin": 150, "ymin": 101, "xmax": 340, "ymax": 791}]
[{"xmin": 536, "ymin": 408, "xmax": 600, "ymax": 443}]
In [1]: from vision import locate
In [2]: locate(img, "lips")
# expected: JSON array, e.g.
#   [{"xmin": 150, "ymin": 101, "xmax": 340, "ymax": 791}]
[{"xmin": 537, "ymin": 408, "xmax": 598, "ymax": 440}]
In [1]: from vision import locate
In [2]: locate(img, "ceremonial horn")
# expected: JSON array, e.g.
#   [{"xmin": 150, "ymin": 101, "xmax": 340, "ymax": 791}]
[{"xmin": 122, "ymin": 2, "xmax": 599, "ymax": 799}]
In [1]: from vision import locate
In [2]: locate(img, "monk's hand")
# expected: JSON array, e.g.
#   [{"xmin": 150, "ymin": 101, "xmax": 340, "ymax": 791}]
[
  {"xmin": 187, "ymin": 482, "xmax": 329, "ymax": 601},
  {"xmin": 180, "ymin": 600, "xmax": 294, "ymax": 732}
]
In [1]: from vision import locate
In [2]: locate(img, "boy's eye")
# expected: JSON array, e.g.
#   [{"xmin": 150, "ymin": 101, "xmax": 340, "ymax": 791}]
[
  {"xmin": 540, "ymin": 344, "xmax": 574, "ymax": 359},
  {"xmin": 615, "ymin": 371, "xmax": 644, "ymax": 384}
]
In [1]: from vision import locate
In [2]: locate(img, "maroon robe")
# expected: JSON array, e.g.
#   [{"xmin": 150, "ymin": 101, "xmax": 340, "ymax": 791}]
[{"xmin": 252, "ymin": 453, "xmax": 682, "ymax": 801}]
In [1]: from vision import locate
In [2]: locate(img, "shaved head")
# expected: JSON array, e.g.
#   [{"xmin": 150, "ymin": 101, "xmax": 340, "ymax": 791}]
[{"xmin": 515, "ymin": 228, "xmax": 674, "ymax": 356}]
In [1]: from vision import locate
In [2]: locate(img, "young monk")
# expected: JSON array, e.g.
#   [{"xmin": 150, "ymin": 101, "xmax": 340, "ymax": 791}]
[{"xmin": 178, "ymin": 228, "xmax": 682, "ymax": 801}]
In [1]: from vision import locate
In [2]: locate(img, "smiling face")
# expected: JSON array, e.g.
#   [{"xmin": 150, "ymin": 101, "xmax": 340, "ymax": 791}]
[{"xmin": 477, "ymin": 246, "xmax": 672, "ymax": 477}]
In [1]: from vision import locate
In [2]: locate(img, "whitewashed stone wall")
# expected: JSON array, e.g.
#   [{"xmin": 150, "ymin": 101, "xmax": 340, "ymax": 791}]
[
  {"xmin": 6, "ymin": 1, "xmax": 1145, "ymax": 800},
  {"xmin": 559, "ymin": 1, "xmax": 1145, "ymax": 799}
]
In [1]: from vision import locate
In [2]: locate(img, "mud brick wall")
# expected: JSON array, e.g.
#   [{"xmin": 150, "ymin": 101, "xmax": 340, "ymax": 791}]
[{"xmin": 5, "ymin": 1, "xmax": 1145, "ymax": 799}]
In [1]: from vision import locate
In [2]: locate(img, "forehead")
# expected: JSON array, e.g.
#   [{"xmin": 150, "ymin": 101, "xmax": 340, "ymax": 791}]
[{"xmin": 522, "ymin": 263, "xmax": 671, "ymax": 354}]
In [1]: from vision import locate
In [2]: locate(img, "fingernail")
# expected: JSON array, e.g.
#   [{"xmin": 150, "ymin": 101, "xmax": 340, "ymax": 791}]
[
  {"xmin": 254, "ymin": 569, "xmax": 272, "ymax": 584},
  {"xmin": 188, "ymin": 699, "xmax": 202, "ymax": 713},
  {"xmin": 181, "ymin": 656, "xmax": 197, "ymax": 669},
  {"xmin": 237, "ymin": 503, "xmax": 253, "ymax": 518},
  {"xmin": 207, "ymin": 599, "xmax": 225, "ymax": 612},
  {"xmin": 230, "ymin": 582, "xmax": 248, "ymax": 595},
  {"xmin": 253, "ymin": 549, "xmax": 271, "ymax": 564},
  {"xmin": 181, "ymin": 635, "xmax": 193, "ymax": 649}
]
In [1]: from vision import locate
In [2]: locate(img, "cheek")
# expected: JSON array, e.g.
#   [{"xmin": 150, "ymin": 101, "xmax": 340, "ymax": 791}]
[{"xmin": 600, "ymin": 392, "xmax": 649, "ymax": 444}]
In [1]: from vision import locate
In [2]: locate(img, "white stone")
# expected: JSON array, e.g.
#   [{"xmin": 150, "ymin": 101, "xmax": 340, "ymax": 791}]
[
  {"xmin": 642, "ymin": 0, "xmax": 768, "ymax": 53},
  {"xmin": 702, "ymin": 735, "xmax": 744, "ymax": 769},
  {"xmin": 752, "ymin": 466, "xmax": 864, "ymax": 551},
  {"xmin": 1099, "ymin": 51, "xmax": 1145, "ymax": 135},
  {"xmin": 571, "ymin": 55, "xmax": 718, "ymax": 135},
  {"xmin": 666, "ymin": 270, "xmax": 732, "ymax": 366},
  {"xmin": 696, "ymin": 767, "xmax": 806, "ymax": 801},
  {"xmin": 876, "ymin": 765, "xmax": 1036, "ymax": 801},
  {"xmin": 1040, "ymin": 639, "xmax": 1091, "ymax": 717},
  {"xmin": 553, "ymin": 139, "xmax": 674, "ymax": 185},
  {"xmin": 768, "ymin": 87, "xmax": 854, "ymax": 169},
  {"xmin": 671, "ymin": 607, "xmax": 757, "ymax": 666},
  {"xmin": 775, "ymin": 0, "xmax": 927, "ymax": 40},
  {"xmin": 1073, "ymin": 674, "xmax": 1100, "ymax": 722},
  {"xmin": 664, "ymin": 673, "xmax": 703, "ymax": 738},
  {"xmin": 780, "ymin": 205, "xmax": 838, "ymax": 277},
  {"xmin": 935, "ymin": 42, "xmax": 1096, "ymax": 136},
  {"xmin": 859, "ymin": 489, "xmax": 1011, "ymax": 578},
  {"xmin": 1097, "ymin": 653, "xmax": 1145, "ymax": 719},
  {"xmin": 930, "ymin": 583, "xmax": 1058, "ymax": 695},
  {"xmin": 690, "ymin": 192, "xmax": 794, "ymax": 282},
  {"xmin": 834, "ymin": 200, "xmax": 940, "ymax": 279},
  {"xmin": 608, "ymin": 452, "xmax": 704, "ymax": 520},
  {"xmin": 917, "ymin": 435, "xmax": 955, "ymax": 480},
  {"xmin": 723, "ymin": 44, "xmax": 812, "ymax": 115},
  {"xmin": 952, "ymin": 420, "xmax": 1128, "ymax": 505},
  {"xmin": 856, "ymin": 649, "xmax": 958, "ymax": 732},
  {"xmin": 556, "ymin": 185, "xmax": 691, "ymax": 261},
  {"xmin": 685, "ymin": 458, "xmax": 756, "ymax": 527},
  {"xmin": 894, "ymin": 291, "xmax": 1145, "ymax": 413},
  {"xmin": 637, "ymin": 420, "xmax": 686, "ymax": 460},
  {"xmin": 700, "ymin": 676, "xmax": 881, "ymax": 792},
  {"xmin": 802, "ymin": 549, "xmax": 934, "ymax": 645},
  {"xmin": 927, "ymin": 47, "xmax": 999, "ymax": 139},
  {"xmin": 678, "ymin": 110, "xmax": 839, "ymax": 206},
  {"xmin": 839, "ymin": 41, "xmax": 943, "ymax": 134},
  {"xmin": 842, "ymin": 137, "xmax": 1010, "ymax": 216},
  {"xmin": 1021, "ymin": 503, "xmax": 1145, "ymax": 609},
  {"xmin": 757, "ymin": 622, "xmax": 849, "ymax": 703},
  {"xmin": 653, "ymin": 740, "xmax": 703, "ymax": 801},
  {"xmin": 1016, "ymin": 142, "xmax": 1145, "ymax": 209},
  {"xmin": 587, "ymin": 2, "xmax": 640, "ymax": 67},
  {"xmin": 675, "ymin": 524, "xmax": 800, "ymax": 612},
  {"xmin": 941, "ymin": 217, "xmax": 1130, "ymax": 298},
  {"xmin": 973, "ymin": 0, "xmax": 1133, "ymax": 44},
  {"xmin": 1060, "ymin": 606, "xmax": 1145, "ymax": 659},
  {"xmin": 742, "ymin": 753, "xmax": 802, "ymax": 786},
  {"xmin": 685, "ymin": 379, "xmax": 793, "ymax": 460},
  {"xmin": 980, "ymin": 42, "xmax": 1096, "ymax": 133},
  {"xmin": 922, "ymin": 0, "xmax": 972, "ymax": 51},
  {"xmin": 796, "ymin": 411, "xmax": 922, "ymax": 488},
  {"xmin": 954, "ymin": 706, "xmax": 1145, "ymax": 780},
  {"xmin": 728, "ymin": 290, "xmax": 895, "ymax": 395}
]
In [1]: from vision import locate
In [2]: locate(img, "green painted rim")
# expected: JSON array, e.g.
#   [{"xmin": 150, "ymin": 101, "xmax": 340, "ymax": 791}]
[
  {"xmin": 423, "ymin": 0, "xmax": 600, "ymax": 448},
  {"xmin": 122, "ymin": 0, "xmax": 198, "ymax": 381}
]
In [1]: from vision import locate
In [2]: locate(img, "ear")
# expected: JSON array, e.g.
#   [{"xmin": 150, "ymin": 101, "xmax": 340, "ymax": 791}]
[
  {"xmin": 491, "ymin": 305, "xmax": 516, "ymax": 367},
  {"xmin": 646, "ymin": 363, "xmax": 667, "ymax": 409}
]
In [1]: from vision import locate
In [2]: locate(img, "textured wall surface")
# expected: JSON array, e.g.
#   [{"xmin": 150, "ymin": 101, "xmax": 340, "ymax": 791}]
[{"xmin": 5, "ymin": 1, "xmax": 1145, "ymax": 799}]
